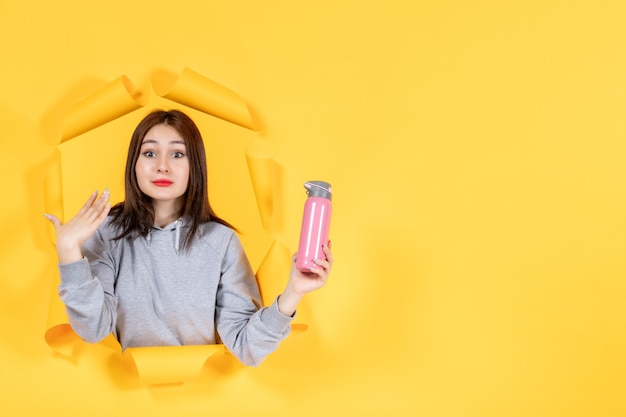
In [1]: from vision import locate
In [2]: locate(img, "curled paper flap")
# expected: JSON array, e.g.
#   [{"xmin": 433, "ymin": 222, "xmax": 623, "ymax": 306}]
[
  {"xmin": 44, "ymin": 323, "xmax": 81, "ymax": 357},
  {"xmin": 45, "ymin": 273, "xmax": 83, "ymax": 357},
  {"xmin": 125, "ymin": 344, "xmax": 224, "ymax": 385},
  {"xmin": 61, "ymin": 76, "xmax": 147, "ymax": 142},
  {"xmin": 43, "ymin": 149, "xmax": 79, "ymax": 355},
  {"xmin": 45, "ymin": 271, "xmax": 80, "ymax": 357},
  {"xmin": 246, "ymin": 140, "xmax": 279, "ymax": 235},
  {"xmin": 256, "ymin": 240, "xmax": 308, "ymax": 334},
  {"xmin": 152, "ymin": 68, "xmax": 256, "ymax": 130},
  {"xmin": 43, "ymin": 148, "xmax": 63, "ymax": 244}
]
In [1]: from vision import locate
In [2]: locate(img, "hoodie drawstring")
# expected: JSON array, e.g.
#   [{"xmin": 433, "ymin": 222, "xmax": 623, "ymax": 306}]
[
  {"xmin": 174, "ymin": 219, "xmax": 182, "ymax": 255},
  {"xmin": 145, "ymin": 218, "xmax": 183, "ymax": 255}
]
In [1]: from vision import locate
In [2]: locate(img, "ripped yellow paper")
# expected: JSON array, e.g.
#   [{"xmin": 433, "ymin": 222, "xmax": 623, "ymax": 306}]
[
  {"xmin": 44, "ymin": 67, "xmax": 302, "ymax": 385},
  {"xmin": 246, "ymin": 140, "xmax": 279, "ymax": 234},
  {"xmin": 43, "ymin": 148, "xmax": 82, "ymax": 356},
  {"xmin": 125, "ymin": 344, "xmax": 225, "ymax": 385},
  {"xmin": 61, "ymin": 76, "xmax": 147, "ymax": 142},
  {"xmin": 43, "ymin": 148, "xmax": 63, "ymax": 244},
  {"xmin": 152, "ymin": 68, "xmax": 257, "ymax": 130},
  {"xmin": 256, "ymin": 239, "xmax": 308, "ymax": 334}
]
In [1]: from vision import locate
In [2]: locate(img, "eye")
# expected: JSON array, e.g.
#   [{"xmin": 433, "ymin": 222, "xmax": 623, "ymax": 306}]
[
  {"xmin": 172, "ymin": 151, "xmax": 185, "ymax": 158},
  {"xmin": 143, "ymin": 151, "xmax": 156, "ymax": 157}
]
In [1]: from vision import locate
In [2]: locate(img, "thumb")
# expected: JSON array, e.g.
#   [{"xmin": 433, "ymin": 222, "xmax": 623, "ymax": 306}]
[{"xmin": 44, "ymin": 213, "xmax": 62, "ymax": 228}]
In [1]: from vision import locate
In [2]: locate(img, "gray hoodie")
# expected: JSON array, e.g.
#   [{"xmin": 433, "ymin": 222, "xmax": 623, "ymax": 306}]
[{"xmin": 58, "ymin": 216, "xmax": 293, "ymax": 366}]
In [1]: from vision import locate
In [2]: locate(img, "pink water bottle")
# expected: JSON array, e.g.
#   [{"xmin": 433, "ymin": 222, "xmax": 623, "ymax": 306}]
[{"xmin": 296, "ymin": 181, "xmax": 333, "ymax": 272}]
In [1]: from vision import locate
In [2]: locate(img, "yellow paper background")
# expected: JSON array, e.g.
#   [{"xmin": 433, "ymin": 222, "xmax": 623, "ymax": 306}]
[{"xmin": 1, "ymin": 1, "xmax": 626, "ymax": 416}]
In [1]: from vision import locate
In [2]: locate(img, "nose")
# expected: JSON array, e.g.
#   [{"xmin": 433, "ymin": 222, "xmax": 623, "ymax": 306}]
[{"xmin": 156, "ymin": 155, "xmax": 169, "ymax": 173}]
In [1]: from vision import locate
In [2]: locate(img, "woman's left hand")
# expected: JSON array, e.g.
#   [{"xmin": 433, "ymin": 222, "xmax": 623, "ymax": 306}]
[
  {"xmin": 277, "ymin": 243, "xmax": 334, "ymax": 316},
  {"xmin": 289, "ymin": 243, "xmax": 334, "ymax": 295}
]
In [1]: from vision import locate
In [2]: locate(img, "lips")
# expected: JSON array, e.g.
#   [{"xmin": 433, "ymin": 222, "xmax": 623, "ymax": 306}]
[{"xmin": 152, "ymin": 179, "xmax": 173, "ymax": 187}]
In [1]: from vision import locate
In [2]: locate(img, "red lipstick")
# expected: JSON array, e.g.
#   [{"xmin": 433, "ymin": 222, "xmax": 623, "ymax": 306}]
[{"xmin": 152, "ymin": 179, "xmax": 173, "ymax": 187}]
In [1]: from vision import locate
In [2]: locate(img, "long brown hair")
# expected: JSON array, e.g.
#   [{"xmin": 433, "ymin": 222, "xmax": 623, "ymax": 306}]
[{"xmin": 109, "ymin": 109, "xmax": 235, "ymax": 250}]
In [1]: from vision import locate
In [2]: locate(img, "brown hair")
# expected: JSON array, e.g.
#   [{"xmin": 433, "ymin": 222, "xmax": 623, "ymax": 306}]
[{"xmin": 109, "ymin": 109, "xmax": 235, "ymax": 250}]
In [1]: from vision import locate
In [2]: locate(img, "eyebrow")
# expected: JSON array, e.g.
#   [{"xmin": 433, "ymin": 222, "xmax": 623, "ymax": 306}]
[{"xmin": 141, "ymin": 139, "xmax": 186, "ymax": 145}]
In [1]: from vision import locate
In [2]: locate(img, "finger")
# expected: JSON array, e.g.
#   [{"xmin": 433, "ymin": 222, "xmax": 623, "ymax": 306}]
[
  {"xmin": 85, "ymin": 189, "xmax": 110, "ymax": 221},
  {"xmin": 306, "ymin": 266, "xmax": 325, "ymax": 277},
  {"xmin": 322, "ymin": 244, "xmax": 334, "ymax": 265},
  {"xmin": 96, "ymin": 201, "xmax": 112, "ymax": 223},
  {"xmin": 313, "ymin": 258, "xmax": 331, "ymax": 272},
  {"xmin": 76, "ymin": 191, "xmax": 99, "ymax": 217},
  {"xmin": 43, "ymin": 213, "xmax": 62, "ymax": 228},
  {"xmin": 95, "ymin": 189, "xmax": 111, "ymax": 212},
  {"xmin": 308, "ymin": 266, "xmax": 329, "ymax": 283}
]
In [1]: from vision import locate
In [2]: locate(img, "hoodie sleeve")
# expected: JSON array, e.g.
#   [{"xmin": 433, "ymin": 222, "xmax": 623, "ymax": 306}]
[
  {"xmin": 215, "ymin": 233, "xmax": 293, "ymax": 366},
  {"xmin": 57, "ymin": 223, "xmax": 118, "ymax": 344}
]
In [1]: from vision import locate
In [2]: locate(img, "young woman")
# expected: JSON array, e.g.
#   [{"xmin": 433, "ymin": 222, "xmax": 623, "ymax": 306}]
[{"xmin": 45, "ymin": 109, "xmax": 333, "ymax": 366}]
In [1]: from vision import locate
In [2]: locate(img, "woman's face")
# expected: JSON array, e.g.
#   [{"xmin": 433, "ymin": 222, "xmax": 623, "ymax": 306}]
[{"xmin": 135, "ymin": 123, "xmax": 190, "ymax": 208}]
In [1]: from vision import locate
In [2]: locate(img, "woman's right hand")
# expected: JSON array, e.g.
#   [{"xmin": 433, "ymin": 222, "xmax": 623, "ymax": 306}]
[{"xmin": 45, "ymin": 189, "xmax": 111, "ymax": 264}]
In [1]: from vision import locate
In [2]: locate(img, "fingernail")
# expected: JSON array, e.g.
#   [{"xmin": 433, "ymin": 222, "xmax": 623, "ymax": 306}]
[{"xmin": 103, "ymin": 188, "xmax": 110, "ymax": 196}]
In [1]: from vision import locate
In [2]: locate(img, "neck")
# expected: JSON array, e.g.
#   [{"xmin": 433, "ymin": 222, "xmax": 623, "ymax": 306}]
[{"xmin": 152, "ymin": 199, "xmax": 184, "ymax": 228}]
